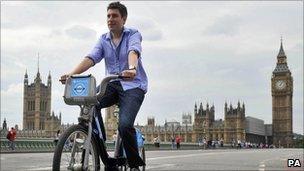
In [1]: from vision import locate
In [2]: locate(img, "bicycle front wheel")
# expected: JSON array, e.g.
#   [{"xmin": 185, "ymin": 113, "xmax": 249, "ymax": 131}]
[{"xmin": 52, "ymin": 124, "xmax": 100, "ymax": 171}]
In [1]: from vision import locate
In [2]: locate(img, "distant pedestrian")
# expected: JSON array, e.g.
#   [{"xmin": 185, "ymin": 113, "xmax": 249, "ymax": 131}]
[
  {"xmin": 153, "ymin": 136, "xmax": 160, "ymax": 148},
  {"xmin": 54, "ymin": 130, "xmax": 61, "ymax": 146},
  {"xmin": 231, "ymin": 139, "xmax": 236, "ymax": 148},
  {"xmin": 220, "ymin": 138, "xmax": 224, "ymax": 147},
  {"xmin": 7, "ymin": 127, "xmax": 16, "ymax": 150},
  {"xmin": 176, "ymin": 136, "xmax": 181, "ymax": 149},
  {"xmin": 237, "ymin": 139, "xmax": 241, "ymax": 149},
  {"xmin": 171, "ymin": 136, "xmax": 175, "ymax": 149},
  {"xmin": 198, "ymin": 138, "xmax": 203, "ymax": 148},
  {"xmin": 203, "ymin": 137, "xmax": 207, "ymax": 149}
]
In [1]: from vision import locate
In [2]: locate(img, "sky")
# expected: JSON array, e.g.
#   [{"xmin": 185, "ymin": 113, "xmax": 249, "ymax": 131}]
[{"xmin": 1, "ymin": 1, "xmax": 303, "ymax": 134}]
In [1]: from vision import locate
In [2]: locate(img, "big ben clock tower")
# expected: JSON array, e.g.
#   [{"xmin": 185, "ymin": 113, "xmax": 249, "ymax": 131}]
[{"xmin": 271, "ymin": 39, "xmax": 293, "ymax": 148}]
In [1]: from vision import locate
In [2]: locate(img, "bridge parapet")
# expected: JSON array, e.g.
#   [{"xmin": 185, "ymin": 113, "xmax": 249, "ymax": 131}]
[{"xmin": 1, "ymin": 138, "xmax": 202, "ymax": 153}]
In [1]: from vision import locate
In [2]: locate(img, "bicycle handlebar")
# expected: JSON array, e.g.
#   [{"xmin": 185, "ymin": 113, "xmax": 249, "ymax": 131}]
[
  {"xmin": 60, "ymin": 74, "xmax": 130, "ymax": 101},
  {"xmin": 96, "ymin": 74, "xmax": 129, "ymax": 99}
]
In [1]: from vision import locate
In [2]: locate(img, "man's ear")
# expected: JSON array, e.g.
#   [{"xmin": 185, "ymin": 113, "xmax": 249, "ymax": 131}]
[{"xmin": 123, "ymin": 17, "xmax": 127, "ymax": 24}]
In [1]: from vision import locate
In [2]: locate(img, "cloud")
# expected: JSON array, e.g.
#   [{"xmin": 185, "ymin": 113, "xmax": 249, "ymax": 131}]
[
  {"xmin": 65, "ymin": 25, "xmax": 97, "ymax": 40},
  {"xmin": 1, "ymin": 83, "xmax": 23, "ymax": 128},
  {"xmin": 1, "ymin": 1, "xmax": 303, "ymax": 134},
  {"xmin": 127, "ymin": 17, "xmax": 163, "ymax": 41},
  {"xmin": 203, "ymin": 15, "xmax": 242, "ymax": 36}
]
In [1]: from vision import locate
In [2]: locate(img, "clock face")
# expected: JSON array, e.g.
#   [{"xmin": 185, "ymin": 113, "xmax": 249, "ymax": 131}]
[{"xmin": 275, "ymin": 80, "xmax": 286, "ymax": 90}]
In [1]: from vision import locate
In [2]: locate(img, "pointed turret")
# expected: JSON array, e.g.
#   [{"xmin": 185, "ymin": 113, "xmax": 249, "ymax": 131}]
[
  {"xmin": 199, "ymin": 102, "xmax": 203, "ymax": 110},
  {"xmin": 273, "ymin": 37, "xmax": 290, "ymax": 73},
  {"xmin": 199, "ymin": 102, "xmax": 203, "ymax": 115},
  {"xmin": 47, "ymin": 71, "xmax": 52, "ymax": 87},
  {"xmin": 277, "ymin": 37, "xmax": 286, "ymax": 58},
  {"xmin": 211, "ymin": 104, "xmax": 215, "ymax": 112},
  {"xmin": 242, "ymin": 102, "xmax": 245, "ymax": 112},
  {"xmin": 34, "ymin": 54, "xmax": 41, "ymax": 83},
  {"xmin": 24, "ymin": 69, "xmax": 28, "ymax": 85}
]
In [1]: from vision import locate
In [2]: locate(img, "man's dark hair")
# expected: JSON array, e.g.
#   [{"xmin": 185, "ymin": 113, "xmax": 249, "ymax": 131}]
[{"xmin": 107, "ymin": 1, "xmax": 128, "ymax": 18}]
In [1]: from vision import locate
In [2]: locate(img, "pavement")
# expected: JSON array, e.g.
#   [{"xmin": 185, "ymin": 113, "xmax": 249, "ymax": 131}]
[{"xmin": 1, "ymin": 148, "xmax": 303, "ymax": 170}]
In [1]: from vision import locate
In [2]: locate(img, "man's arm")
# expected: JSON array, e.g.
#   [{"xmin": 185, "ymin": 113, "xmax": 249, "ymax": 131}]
[
  {"xmin": 128, "ymin": 50, "xmax": 139, "ymax": 69},
  {"xmin": 60, "ymin": 57, "xmax": 94, "ymax": 84},
  {"xmin": 121, "ymin": 50, "xmax": 138, "ymax": 80},
  {"xmin": 69, "ymin": 57, "xmax": 94, "ymax": 75}
]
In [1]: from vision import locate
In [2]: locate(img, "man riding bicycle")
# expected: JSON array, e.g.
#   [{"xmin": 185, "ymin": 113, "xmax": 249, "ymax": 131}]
[{"xmin": 60, "ymin": 2, "xmax": 148, "ymax": 170}]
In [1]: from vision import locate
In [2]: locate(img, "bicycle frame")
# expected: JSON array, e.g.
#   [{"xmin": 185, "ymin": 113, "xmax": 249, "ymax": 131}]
[
  {"xmin": 78, "ymin": 104, "xmax": 127, "ymax": 170},
  {"xmin": 81, "ymin": 104, "xmax": 111, "ymax": 169},
  {"xmin": 61, "ymin": 75, "xmax": 139, "ymax": 170}
]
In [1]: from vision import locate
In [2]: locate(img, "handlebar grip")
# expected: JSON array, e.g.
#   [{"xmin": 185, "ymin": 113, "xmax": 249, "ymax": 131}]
[{"xmin": 118, "ymin": 75, "xmax": 131, "ymax": 79}]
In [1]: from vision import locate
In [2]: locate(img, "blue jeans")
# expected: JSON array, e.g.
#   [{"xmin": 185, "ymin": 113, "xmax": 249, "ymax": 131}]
[{"xmin": 95, "ymin": 81, "xmax": 145, "ymax": 167}]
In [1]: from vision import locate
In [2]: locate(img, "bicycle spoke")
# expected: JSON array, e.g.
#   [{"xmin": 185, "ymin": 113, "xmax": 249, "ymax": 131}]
[{"xmin": 58, "ymin": 131, "xmax": 97, "ymax": 170}]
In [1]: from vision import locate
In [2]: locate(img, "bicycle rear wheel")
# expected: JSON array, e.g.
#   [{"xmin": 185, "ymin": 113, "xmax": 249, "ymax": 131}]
[{"xmin": 52, "ymin": 124, "xmax": 100, "ymax": 171}]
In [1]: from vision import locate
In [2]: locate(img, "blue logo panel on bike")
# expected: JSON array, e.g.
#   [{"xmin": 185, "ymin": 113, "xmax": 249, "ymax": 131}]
[{"xmin": 71, "ymin": 78, "xmax": 90, "ymax": 97}]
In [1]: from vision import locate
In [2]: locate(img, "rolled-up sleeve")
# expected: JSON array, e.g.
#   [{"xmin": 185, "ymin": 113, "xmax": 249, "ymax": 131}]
[
  {"xmin": 87, "ymin": 37, "xmax": 104, "ymax": 65},
  {"xmin": 128, "ymin": 31, "xmax": 142, "ymax": 57}
]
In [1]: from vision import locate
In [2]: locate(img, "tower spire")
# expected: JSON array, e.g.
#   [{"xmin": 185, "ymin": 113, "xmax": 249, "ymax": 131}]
[
  {"xmin": 278, "ymin": 36, "xmax": 286, "ymax": 58},
  {"xmin": 273, "ymin": 37, "xmax": 290, "ymax": 73},
  {"xmin": 38, "ymin": 53, "xmax": 40, "ymax": 73},
  {"xmin": 24, "ymin": 69, "xmax": 28, "ymax": 84},
  {"xmin": 25, "ymin": 69, "xmax": 28, "ymax": 77},
  {"xmin": 35, "ymin": 53, "xmax": 41, "ymax": 82}
]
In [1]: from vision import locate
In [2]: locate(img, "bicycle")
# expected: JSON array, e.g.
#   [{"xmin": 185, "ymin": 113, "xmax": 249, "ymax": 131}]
[{"xmin": 52, "ymin": 74, "xmax": 146, "ymax": 171}]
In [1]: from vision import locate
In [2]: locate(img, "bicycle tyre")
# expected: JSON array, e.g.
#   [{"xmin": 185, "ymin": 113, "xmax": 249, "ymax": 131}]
[{"xmin": 52, "ymin": 124, "xmax": 100, "ymax": 171}]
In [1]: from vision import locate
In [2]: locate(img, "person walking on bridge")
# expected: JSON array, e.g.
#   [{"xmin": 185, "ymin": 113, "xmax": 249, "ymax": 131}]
[{"xmin": 7, "ymin": 127, "xmax": 16, "ymax": 150}]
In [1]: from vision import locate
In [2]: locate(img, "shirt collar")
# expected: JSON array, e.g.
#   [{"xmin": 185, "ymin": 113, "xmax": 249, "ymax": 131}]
[{"xmin": 105, "ymin": 27, "xmax": 130, "ymax": 40}]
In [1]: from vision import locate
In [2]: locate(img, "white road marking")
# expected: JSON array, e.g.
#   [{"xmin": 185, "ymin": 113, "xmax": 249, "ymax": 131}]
[
  {"xmin": 27, "ymin": 166, "xmax": 52, "ymax": 171},
  {"xmin": 146, "ymin": 163, "xmax": 176, "ymax": 170},
  {"xmin": 258, "ymin": 162, "xmax": 265, "ymax": 171},
  {"xmin": 147, "ymin": 152, "xmax": 220, "ymax": 161},
  {"xmin": 146, "ymin": 149, "xmax": 259, "ymax": 161}
]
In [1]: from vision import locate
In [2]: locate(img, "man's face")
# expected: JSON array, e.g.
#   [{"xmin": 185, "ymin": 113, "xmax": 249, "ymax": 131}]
[{"xmin": 107, "ymin": 9, "xmax": 126, "ymax": 32}]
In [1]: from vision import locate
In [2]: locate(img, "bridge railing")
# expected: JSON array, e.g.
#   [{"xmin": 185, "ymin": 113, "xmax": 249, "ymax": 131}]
[{"xmin": 1, "ymin": 138, "xmax": 203, "ymax": 153}]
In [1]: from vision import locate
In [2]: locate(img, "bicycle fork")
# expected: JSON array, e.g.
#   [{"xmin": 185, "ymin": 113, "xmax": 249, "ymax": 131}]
[{"xmin": 83, "ymin": 106, "xmax": 94, "ymax": 170}]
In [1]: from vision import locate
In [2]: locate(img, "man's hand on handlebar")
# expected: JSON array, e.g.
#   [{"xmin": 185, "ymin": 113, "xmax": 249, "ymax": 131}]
[
  {"xmin": 59, "ymin": 74, "xmax": 70, "ymax": 84},
  {"xmin": 121, "ymin": 69, "xmax": 136, "ymax": 81},
  {"xmin": 59, "ymin": 69, "xmax": 135, "ymax": 84}
]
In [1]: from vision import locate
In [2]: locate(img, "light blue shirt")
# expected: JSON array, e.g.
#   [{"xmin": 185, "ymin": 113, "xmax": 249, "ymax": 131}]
[{"xmin": 87, "ymin": 27, "xmax": 148, "ymax": 93}]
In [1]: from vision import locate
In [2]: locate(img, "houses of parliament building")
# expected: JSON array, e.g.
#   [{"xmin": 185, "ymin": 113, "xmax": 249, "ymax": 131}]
[
  {"xmin": 105, "ymin": 40, "xmax": 294, "ymax": 147},
  {"xmin": 11, "ymin": 40, "xmax": 292, "ymax": 147},
  {"xmin": 22, "ymin": 65, "xmax": 61, "ymax": 137}
]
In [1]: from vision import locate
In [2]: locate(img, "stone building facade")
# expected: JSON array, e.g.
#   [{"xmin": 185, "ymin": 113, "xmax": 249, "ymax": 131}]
[
  {"xmin": 23, "ymin": 66, "xmax": 61, "ymax": 137},
  {"xmin": 104, "ymin": 102, "xmax": 246, "ymax": 144},
  {"xmin": 193, "ymin": 102, "xmax": 246, "ymax": 144}
]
